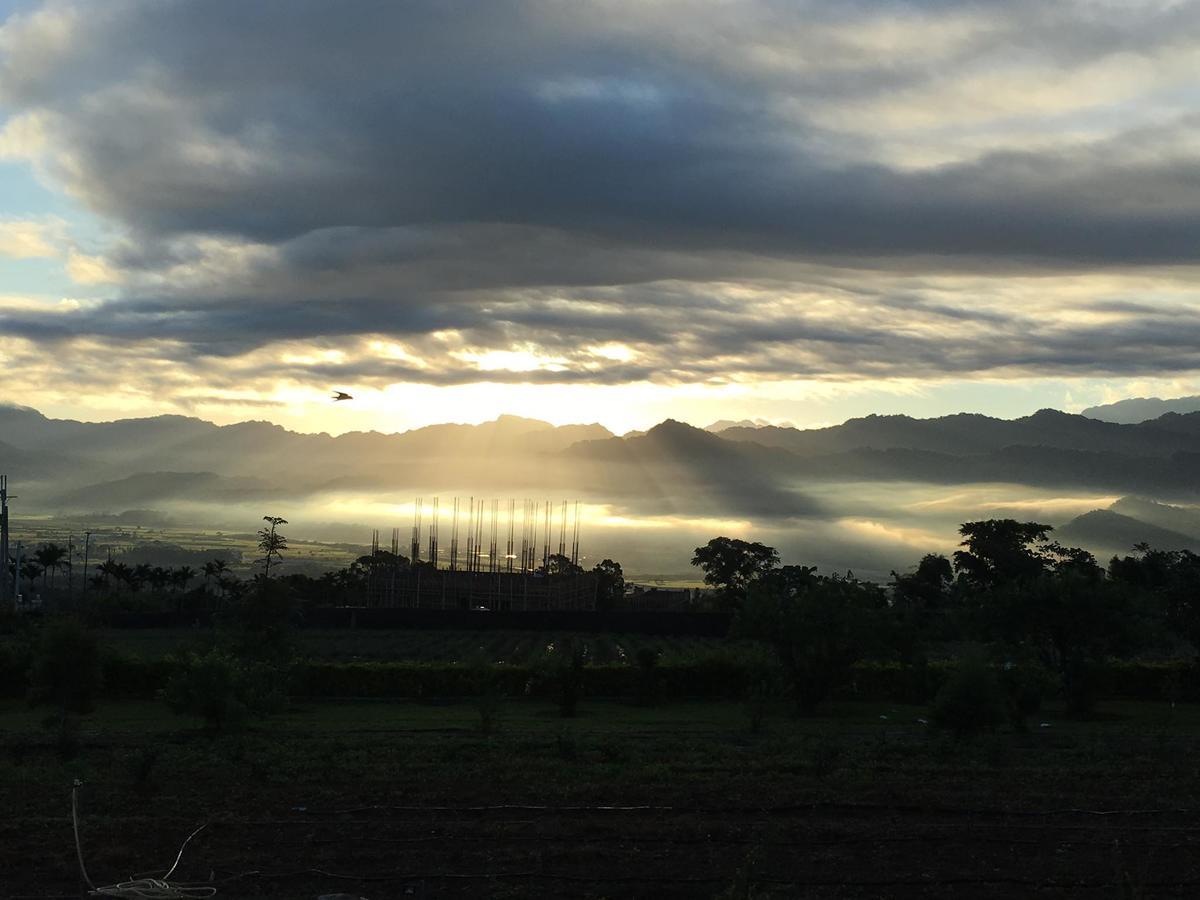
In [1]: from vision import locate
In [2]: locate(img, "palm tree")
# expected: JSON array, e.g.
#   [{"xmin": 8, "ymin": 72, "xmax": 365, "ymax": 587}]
[
  {"xmin": 19, "ymin": 558, "xmax": 42, "ymax": 587},
  {"xmin": 203, "ymin": 559, "xmax": 229, "ymax": 591},
  {"xmin": 172, "ymin": 566, "xmax": 197, "ymax": 592},
  {"xmin": 34, "ymin": 543, "xmax": 69, "ymax": 589},
  {"xmin": 148, "ymin": 566, "xmax": 171, "ymax": 594},
  {"xmin": 131, "ymin": 564, "xmax": 153, "ymax": 593}
]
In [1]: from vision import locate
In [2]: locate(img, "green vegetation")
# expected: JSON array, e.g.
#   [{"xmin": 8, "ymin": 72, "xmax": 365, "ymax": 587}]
[
  {"xmin": 27, "ymin": 617, "xmax": 103, "ymax": 715},
  {"xmin": 5, "ymin": 516, "xmax": 1200, "ymax": 894}
]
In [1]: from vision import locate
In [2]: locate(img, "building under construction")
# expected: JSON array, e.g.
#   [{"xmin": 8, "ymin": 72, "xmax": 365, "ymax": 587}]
[{"xmin": 365, "ymin": 498, "xmax": 599, "ymax": 611}]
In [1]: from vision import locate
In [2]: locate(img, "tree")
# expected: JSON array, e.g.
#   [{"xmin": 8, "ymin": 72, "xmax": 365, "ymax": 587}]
[
  {"xmin": 34, "ymin": 544, "xmax": 68, "ymax": 589},
  {"xmin": 985, "ymin": 567, "xmax": 1135, "ymax": 716},
  {"xmin": 539, "ymin": 553, "xmax": 583, "ymax": 577},
  {"xmin": 739, "ymin": 566, "xmax": 886, "ymax": 714},
  {"xmin": 257, "ymin": 516, "xmax": 289, "ymax": 579},
  {"xmin": 890, "ymin": 554, "xmax": 953, "ymax": 614},
  {"xmin": 592, "ymin": 559, "xmax": 625, "ymax": 610},
  {"xmin": 890, "ymin": 553, "xmax": 956, "ymax": 662},
  {"xmin": 953, "ymin": 520, "xmax": 1055, "ymax": 589},
  {"xmin": 1109, "ymin": 545, "xmax": 1200, "ymax": 655},
  {"xmin": 147, "ymin": 566, "xmax": 171, "ymax": 594},
  {"xmin": 691, "ymin": 537, "xmax": 780, "ymax": 608},
  {"xmin": 131, "ymin": 563, "xmax": 153, "ymax": 592}
]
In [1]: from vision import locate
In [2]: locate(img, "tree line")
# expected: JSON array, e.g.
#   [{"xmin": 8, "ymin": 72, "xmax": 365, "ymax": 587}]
[{"xmin": 692, "ymin": 520, "xmax": 1200, "ymax": 718}]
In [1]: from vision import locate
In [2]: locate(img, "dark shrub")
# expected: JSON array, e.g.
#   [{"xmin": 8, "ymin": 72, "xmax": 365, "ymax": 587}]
[
  {"xmin": 466, "ymin": 657, "xmax": 505, "ymax": 735},
  {"xmin": 162, "ymin": 648, "xmax": 285, "ymax": 731},
  {"xmin": 635, "ymin": 647, "xmax": 660, "ymax": 707},
  {"xmin": 931, "ymin": 655, "xmax": 1007, "ymax": 738},
  {"xmin": 28, "ymin": 618, "xmax": 103, "ymax": 715},
  {"xmin": 999, "ymin": 663, "xmax": 1050, "ymax": 732},
  {"xmin": 536, "ymin": 639, "xmax": 587, "ymax": 717},
  {"xmin": 0, "ymin": 638, "xmax": 33, "ymax": 699}
]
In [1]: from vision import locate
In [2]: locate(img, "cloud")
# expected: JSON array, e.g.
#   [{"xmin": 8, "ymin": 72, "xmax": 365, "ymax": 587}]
[
  {"xmin": 64, "ymin": 248, "xmax": 119, "ymax": 284},
  {"xmin": 2, "ymin": 0, "xmax": 1200, "ymax": 406},
  {"xmin": 0, "ymin": 218, "xmax": 58, "ymax": 258}
]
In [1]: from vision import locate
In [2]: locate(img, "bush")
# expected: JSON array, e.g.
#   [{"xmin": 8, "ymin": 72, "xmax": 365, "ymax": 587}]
[
  {"xmin": 742, "ymin": 668, "xmax": 780, "ymax": 734},
  {"xmin": 0, "ymin": 639, "xmax": 33, "ymax": 699},
  {"xmin": 635, "ymin": 647, "xmax": 661, "ymax": 707},
  {"xmin": 27, "ymin": 618, "xmax": 103, "ymax": 715},
  {"xmin": 535, "ymin": 639, "xmax": 587, "ymax": 717},
  {"xmin": 999, "ymin": 663, "xmax": 1050, "ymax": 732},
  {"xmin": 931, "ymin": 655, "xmax": 1007, "ymax": 738},
  {"xmin": 162, "ymin": 648, "xmax": 286, "ymax": 730},
  {"xmin": 466, "ymin": 657, "xmax": 505, "ymax": 735}
]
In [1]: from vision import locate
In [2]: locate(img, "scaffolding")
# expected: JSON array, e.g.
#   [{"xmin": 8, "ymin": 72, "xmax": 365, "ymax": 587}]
[
  {"xmin": 363, "ymin": 496, "xmax": 591, "ymax": 610},
  {"xmin": 0, "ymin": 475, "xmax": 10, "ymax": 607}
]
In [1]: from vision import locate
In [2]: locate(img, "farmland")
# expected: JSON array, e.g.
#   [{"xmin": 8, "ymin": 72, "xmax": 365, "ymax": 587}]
[
  {"xmin": 5, "ymin": 692, "xmax": 1200, "ymax": 898},
  {"xmin": 97, "ymin": 627, "xmax": 742, "ymax": 665},
  {"xmin": 4, "ymin": 616, "xmax": 1200, "ymax": 897}
]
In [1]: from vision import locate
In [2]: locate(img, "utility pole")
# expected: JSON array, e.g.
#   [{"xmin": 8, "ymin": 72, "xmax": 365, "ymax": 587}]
[
  {"xmin": 0, "ymin": 475, "xmax": 10, "ymax": 608},
  {"xmin": 12, "ymin": 541, "xmax": 21, "ymax": 607}
]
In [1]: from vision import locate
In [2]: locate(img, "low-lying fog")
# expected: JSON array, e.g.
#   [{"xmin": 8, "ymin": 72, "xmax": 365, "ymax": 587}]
[{"xmin": 13, "ymin": 482, "xmax": 1128, "ymax": 584}]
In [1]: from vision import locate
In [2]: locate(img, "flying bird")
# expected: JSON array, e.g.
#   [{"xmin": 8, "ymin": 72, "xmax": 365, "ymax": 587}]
[{"xmin": 332, "ymin": 391, "xmax": 353, "ymax": 402}]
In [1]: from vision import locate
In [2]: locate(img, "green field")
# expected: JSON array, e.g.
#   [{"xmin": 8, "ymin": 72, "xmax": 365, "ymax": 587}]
[
  {"xmin": 6, "ymin": 619, "xmax": 1200, "ymax": 896},
  {"xmin": 6, "ymin": 686, "xmax": 1200, "ymax": 897},
  {"xmin": 98, "ymin": 627, "xmax": 743, "ymax": 664},
  {"xmin": 8, "ymin": 515, "xmax": 365, "ymax": 576}
]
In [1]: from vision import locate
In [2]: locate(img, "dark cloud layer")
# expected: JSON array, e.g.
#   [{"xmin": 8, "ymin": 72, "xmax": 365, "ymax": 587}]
[{"xmin": 3, "ymin": 0, "xmax": 1200, "ymax": 390}]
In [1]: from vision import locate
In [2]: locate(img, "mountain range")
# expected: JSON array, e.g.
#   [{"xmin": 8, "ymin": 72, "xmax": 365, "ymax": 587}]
[
  {"xmin": 4, "ymin": 401, "xmax": 1200, "ymax": 569},
  {"xmin": 1081, "ymin": 395, "xmax": 1200, "ymax": 424},
  {"xmin": 7, "ymin": 402, "xmax": 1200, "ymax": 505}
]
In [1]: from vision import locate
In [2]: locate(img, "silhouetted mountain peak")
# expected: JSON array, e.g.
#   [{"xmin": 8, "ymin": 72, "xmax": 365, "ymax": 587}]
[
  {"xmin": 645, "ymin": 419, "xmax": 715, "ymax": 441},
  {"xmin": 1025, "ymin": 408, "xmax": 1072, "ymax": 421},
  {"xmin": 491, "ymin": 414, "xmax": 555, "ymax": 431}
]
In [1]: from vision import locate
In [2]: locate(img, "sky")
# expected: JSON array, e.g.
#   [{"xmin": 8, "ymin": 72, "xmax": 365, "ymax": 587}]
[{"xmin": 2, "ymin": 0, "xmax": 1200, "ymax": 436}]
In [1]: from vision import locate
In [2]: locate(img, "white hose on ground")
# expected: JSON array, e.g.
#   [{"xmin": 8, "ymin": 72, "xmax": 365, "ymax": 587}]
[{"xmin": 71, "ymin": 781, "xmax": 217, "ymax": 899}]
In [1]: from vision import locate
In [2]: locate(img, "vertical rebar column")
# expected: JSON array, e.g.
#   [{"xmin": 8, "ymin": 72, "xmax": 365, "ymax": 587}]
[
  {"xmin": 81, "ymin": 531, "xmax": 91, "ymax": 604},
  {"xmin": 368, "ymin": 528, "xmax": 379, "ymax": 606},
  {"xmin": 506, "ymin": 499, "xmax": 515, "ymax": 575},
  {"xmin": 519, "ymin": 500, "xmax": 529, "ymax": 572},
  {"xmin": 411, "ymin": 497, "xmax": 423, "ymax": 563},
  {"xmin": 0, "ymin": 475, "xmax": 9, "ymax": 607},
  {"xmin": 449, "ymin": 498, "xmax": 460, "ymax": 572},
  {"xmin": 558, "ymin": 500, "xmax": 567, "ymax": 560},
  {"xmin": 489, "ymin": 499, "xmax": 498, "ymax": 575},
  {"xmin": 465, "ymin": 497, "xmax": 475, "ymax": 574},
  {"xmin": 428, "ymin": 497, "xmax": 439, "ymax": 569},
  {"xmin": 571, "ymin": 501, "xmax": 581, "ymax": 568},
  {"xmin": 543, "ymin": 500, "xmax": 551, "ymax": 570}
]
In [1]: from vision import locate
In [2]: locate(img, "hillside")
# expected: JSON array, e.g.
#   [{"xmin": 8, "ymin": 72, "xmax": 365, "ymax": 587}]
[
  {"xmin": 1056, "ymin": 509, "xmax": 1200, "ymax": 556},
  {"xmin": 1082, "ymin": 395, "xmax": 1200, "ymax": 424}
]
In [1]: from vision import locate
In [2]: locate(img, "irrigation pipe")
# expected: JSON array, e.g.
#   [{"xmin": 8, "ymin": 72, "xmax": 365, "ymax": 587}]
[{"xmin": 71, "ymin": 782, "xmax": 217, "ymax": 899}]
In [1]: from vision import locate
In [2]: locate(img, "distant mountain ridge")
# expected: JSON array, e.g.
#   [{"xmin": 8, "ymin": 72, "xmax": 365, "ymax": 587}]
[
  {"xmin": 1082, "ymin": 395, "xmax": 1200, "ymax": 424},
  {"xmin": 704, "ymin": 418, "xmax": 795, "ymax": 432},
  {"xmin": 717, "ymin": 408, "xmax": 1200, "ymax": 458},
  {"xmin": 0, "ymin": 404, "xmax": 615, "ymax": 512},
  {"xmin": 7, "ymin": 402, "xmax": 1200, "ymax": 519}
]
